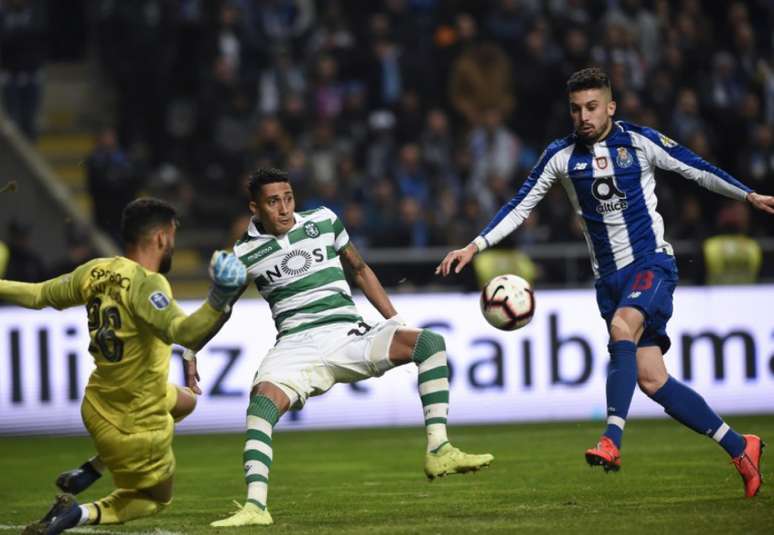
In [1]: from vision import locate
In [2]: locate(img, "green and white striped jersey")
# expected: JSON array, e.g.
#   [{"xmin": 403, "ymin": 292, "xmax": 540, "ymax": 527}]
[{"xmin": 233, "ymin": 206, "xmax": 361, "ymax": 338}]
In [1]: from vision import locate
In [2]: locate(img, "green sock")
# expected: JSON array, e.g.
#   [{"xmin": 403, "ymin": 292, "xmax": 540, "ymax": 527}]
[
  {"xmin": 412, "ymin": 330, "xmax": 450, "ymax": 452},
  {"xmin": 244, "ymin": 395, "xmax": 279, "ymax": 510}
]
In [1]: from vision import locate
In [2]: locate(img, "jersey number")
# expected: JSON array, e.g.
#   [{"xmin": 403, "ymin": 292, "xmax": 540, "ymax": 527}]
[
  {"xmin": 87, "ymin": 298, "xmax": 124, "ymax": 362},
  {"xmin": 631, "ymin": 271, "xmax": 655, "ymax": 291},
  {"xmin": 347, "ymin": 321, "xmax": 372, "ymax": 337}
]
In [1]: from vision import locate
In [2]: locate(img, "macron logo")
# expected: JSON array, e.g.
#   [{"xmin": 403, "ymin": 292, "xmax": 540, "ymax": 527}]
[{"xmin": 573, "ymin": 162, "xmax": 588, "ymax": 171}]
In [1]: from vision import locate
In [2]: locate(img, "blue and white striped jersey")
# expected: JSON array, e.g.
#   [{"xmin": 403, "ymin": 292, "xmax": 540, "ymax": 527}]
[{"xmin": 473, "ymin": 121, "xmax": 753, "ymax": 278}]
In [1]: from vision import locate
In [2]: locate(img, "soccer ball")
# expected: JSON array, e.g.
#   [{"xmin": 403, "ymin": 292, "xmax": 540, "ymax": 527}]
[{"xmin": 480, "ymin": 274, "xmax": 535, "ymax": 331}]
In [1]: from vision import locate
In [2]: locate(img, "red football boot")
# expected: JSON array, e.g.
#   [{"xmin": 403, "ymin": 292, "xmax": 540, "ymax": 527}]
[
  {"xmin": 585, "ymin": 436, "xmax": 621, "ymax": 472},
  {"xmin": 732, "ymin": 434, "xmax": 765, "ymax": 498}
]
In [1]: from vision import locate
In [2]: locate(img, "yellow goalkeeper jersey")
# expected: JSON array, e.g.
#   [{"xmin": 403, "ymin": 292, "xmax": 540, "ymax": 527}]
[{"xmin": 0, "ymin": 256, "xmax": 223, "ymax": 433}]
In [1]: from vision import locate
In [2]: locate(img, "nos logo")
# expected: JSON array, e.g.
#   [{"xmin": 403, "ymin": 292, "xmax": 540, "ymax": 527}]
[{"xmin": 591, "ymin": 176, "xmax": 628, "ymax": 215}]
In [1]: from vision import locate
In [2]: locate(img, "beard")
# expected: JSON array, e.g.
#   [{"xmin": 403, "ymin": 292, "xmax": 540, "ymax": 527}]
[
  {"xmin": 159, "ymin": 246, "xmax": 174, "ymax": 274},
  {"xmin": 576, "ymin": 118, "xmax": 611, "ymax": 143}
]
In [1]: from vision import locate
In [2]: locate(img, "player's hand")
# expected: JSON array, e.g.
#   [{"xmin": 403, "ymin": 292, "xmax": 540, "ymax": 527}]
[
  {"xmin": 435, "ymin": 243, "xmax": 478, "ymax": 276},
  {"xmin": 747, "ymin": 192, "xmax": 774, "ymax": 215},
  {"xmin": 209, "ymin": 251, "xmax": 247, "ymax": 288},
  {"xmin": 208, "ymin": 251, "xmax": 247, "ymax": 310},
  {"xmin": 183, "ymin": 349, "xmax": 201, "ymax": 395}
]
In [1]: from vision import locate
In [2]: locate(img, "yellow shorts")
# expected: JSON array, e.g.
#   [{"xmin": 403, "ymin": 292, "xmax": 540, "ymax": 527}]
[{"xmin": 82, "ymin": 397, "xmax": 175, "ymax": 490}]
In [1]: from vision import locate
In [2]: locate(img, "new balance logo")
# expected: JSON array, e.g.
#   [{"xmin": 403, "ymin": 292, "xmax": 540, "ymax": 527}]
[
  {"xmin": 573, "ymin": 162, "xmax": 588, "ymax": 170},
  {"xmin": 628, "ymin": 291, "xmax": 641, "ymax": 299}
]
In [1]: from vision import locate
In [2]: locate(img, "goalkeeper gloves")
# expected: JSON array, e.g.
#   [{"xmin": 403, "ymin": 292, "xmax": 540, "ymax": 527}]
[{"xmin": 207, "ymin": 251, "xmax": 247, "ymax": 311}]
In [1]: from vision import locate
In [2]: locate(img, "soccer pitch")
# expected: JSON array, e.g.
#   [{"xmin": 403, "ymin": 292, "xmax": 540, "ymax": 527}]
[{"xmin": 1, "ymin": 416, "xmax": 772, "ymax": 534}]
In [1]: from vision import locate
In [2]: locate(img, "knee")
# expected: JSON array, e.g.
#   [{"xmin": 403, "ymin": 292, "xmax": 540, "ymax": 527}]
[
  {"xmin": 251, "ymin": 382, "xmax": 291, "ymax": 414},
  {"xmin": 609, "ymin": 318, "xmax": 633, "ymax": 342},
  {"xmin": 638, "ymin": 373, "xmax": 667, "ymax": 397},
  {"xmin": 412, "ymin": 330, "xmax": 446, "ymax": 361},
  {"xmin": 170, "ymin": 387, "xmax": 197, "ymax": 423}
]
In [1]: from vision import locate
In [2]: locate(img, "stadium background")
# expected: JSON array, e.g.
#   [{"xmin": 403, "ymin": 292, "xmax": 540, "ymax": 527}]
[
  {"xmin": 0, "ymin": 1, "xmax": 773, "ymax": 533},
  {"xmin": 1, "ymin": 0, "xmax": 773, "ymax": 457}
]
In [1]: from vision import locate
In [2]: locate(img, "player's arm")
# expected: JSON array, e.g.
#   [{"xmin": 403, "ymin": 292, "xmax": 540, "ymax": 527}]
[
  {"xmin": 340, "ymin": 242, "xmax": 398, "ymax": 320},
  {"xmin": 436, "ymin": 144, "xmax": 563, "ymax": 276},
  {"xmin": 134, "ymin": 252, "xmax": 246, "ymax": 348},
  {"xmin": 0, "ymin": 259, "xmax": 97, "ymax": 309},
  {"xmin": 633, "ymin": 127, "xmax": 774, "ymax": 213}
]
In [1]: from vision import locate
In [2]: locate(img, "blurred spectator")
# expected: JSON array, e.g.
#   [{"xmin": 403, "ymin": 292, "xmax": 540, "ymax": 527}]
[
  {"xmin": 86, "ymin": 127, "xmax": 139, "ymax": 243},
  {"xmin": 4, "ymin": 220, "xmax": 46, "ymax": 282},
  {"xmin": 252, "ymin": 115, "xmax": 293, "ymax": 165},
  {"xmin": 512, "ymin": 21, "xmax": 564, "ymax": 144},
  {"xmin": 449, "ymin": 41, "xmax": 513, "ymax": 128},
  {"xmin": 40, "ymin": 0, "xmax": 771, "ymax": 284},
  {"xmin": 420, "ymin": 108, "xmax": 455, "ymax": 177},
  {"xmin": 366, "ymin": 178, "xmax": 398, "ymax": 245},
  {"xmin": 365, "ymin": 37, "xmax": 404, "ymax": 110},
  {"xmin": 48, "ymin": 224, "xmax": 97, "ymax": 277},
  {"xmin": 394, "ymin": 88, "xmax": 424, "ymax": 144},
  {"xmin": 393, "ymin": 196, "xmax": 429, "ymax": 247},
  {"xmin": 472, "ymin": 247, "xmax": 539, "ymax": 288},
  {"xmin": 394, "ymin": 143, "xmax": 429, "ymax": 207},
  {"xmin": 468, "ymin": 108, "xmax": 521, "ymax": 208},
  {"xmin": 365, "ymin": 110, "xmax": 396, "ymax": 179},
  {"xmin": 309, "ymin": 54, "xmax": 344, "ymax": 120},
  {"xmin": 741, "ymin": 124, "xmax": 774, "ymax": 187},
  {"xmin": 703, "ymin": 202, "xmax": 762, "ymax": 285},
  {"xmin": 342, "ymin": 200, "xmax": 369, "ymax": 250},
  {"xmin": 259, "ymin": 47, "xmax": 305, "ymax": 115},
  {"xmin": 0, "ymin": 238, "xmax": 8, "ymax": 277},
  {"xmin": 484, "ymin": 0, "xmax": 536, "ymax": 55},
  {"xmin": 605, "ymin": 0, "xmax": 661, "ymax": 68},
  {"xmin": 0, "ymin": 0, "xmax": 48, "ymax": 140},
  {"xmin": 670, "ymin": 88, "xmax": 704, "ymax": 143}
]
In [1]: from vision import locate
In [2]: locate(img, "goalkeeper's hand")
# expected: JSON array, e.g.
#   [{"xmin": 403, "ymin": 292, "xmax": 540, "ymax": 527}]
[
  {"xmin": 182, "ymin": 349, "xmax": 202, "ymax": 395},
  {"xmin": 207, "ymin": 251, "xmax": 247, "ymax": 311}
]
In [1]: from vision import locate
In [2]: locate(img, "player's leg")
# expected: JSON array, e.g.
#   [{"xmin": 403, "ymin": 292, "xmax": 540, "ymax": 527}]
[
  {"xmin": 167, "ymin": 382, "xmax": 198, "ymax": 422},
  {"xmin": 388, "ymin": 327, "xmax": 494, "ymax": 479},
  {"xmin": 55, "ymin": 455, "xmax": 104, "ymax": 495},
  {"xmin": 638, "ymin": 345, "xmax": 764, "ymax": 497},
  {"xmin": 585, "ymin": 306, "xmax": 643, "ymax": 471},
  {"xmin": 210, "ymin": 381, "xmax": 289, "ymax": 527},
  {"xmin": 56, "ymin": 384, "xmax": 194, "ymax": 495},
  {"xmin": 26, "ymin": 404, "xmax": 177, "ymax": 533}
]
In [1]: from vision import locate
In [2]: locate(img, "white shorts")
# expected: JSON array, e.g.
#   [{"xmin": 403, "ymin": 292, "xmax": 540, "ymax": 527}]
[{"xmin": 253, "ymin": 317, "xmax": 403, "ymax": 409}]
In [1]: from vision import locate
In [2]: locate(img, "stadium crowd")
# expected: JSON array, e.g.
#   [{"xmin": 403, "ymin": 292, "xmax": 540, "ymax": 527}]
[{"xmin": 1, "ymin": 0, "xmax": 773, "ymax": 284}]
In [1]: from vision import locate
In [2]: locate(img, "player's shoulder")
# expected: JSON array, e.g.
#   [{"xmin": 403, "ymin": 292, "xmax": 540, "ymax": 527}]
[
  {"xmin": 299, "ymin": 205, "xmax": 334, "ymax": 220},
  {"xmin": 541, "ymin": 134, "xmax": 576, "ymax": 162},
  {"xmin": 235, "ymin": 230, "xmax": 257, "ymax": 247},
  {"xmin": 618, "ymin": 121, "xmax": 678, "ymax": 148},
  {"xmin": 533, "ymin": 134, "xmax": 576, "ymax": 172},
  {"xmin": 130, "ymin": 265, "xmax": 172, "ymax": 295}
]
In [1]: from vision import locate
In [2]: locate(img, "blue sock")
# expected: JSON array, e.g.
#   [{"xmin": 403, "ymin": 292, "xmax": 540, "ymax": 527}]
[
  {"xmin": 649, "ymin": 376, "xmax": 746, "ymax": 458},
  {"xmin": 603, "ymin": 340, "xmax": 638, "ymax": 448}
]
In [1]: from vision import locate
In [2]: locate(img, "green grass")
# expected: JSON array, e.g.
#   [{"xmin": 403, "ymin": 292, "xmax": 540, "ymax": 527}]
[{"xmin": 1, "ymin": 416, "xmax": 772, "ymax": 534}]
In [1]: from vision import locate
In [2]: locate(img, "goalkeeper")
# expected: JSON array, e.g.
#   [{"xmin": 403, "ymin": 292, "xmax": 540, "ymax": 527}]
[{"xmin": 0, "ymin": 198, "xmax": 246, "ymax": 534}]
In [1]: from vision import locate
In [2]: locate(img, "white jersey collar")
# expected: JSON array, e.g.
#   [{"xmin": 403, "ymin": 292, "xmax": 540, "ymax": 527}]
[{"xmin": 246, "ymin": 213, "xmax": 303, "ymax": 239}]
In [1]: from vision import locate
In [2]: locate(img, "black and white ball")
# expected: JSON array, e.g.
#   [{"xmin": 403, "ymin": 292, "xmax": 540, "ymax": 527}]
[{"xmin": 480, "ymin": 274, "xmax": 535, "ymax": 331}]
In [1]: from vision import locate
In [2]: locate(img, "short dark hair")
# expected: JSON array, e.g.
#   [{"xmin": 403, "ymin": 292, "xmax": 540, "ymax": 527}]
[
  {"xmin": 566, "ymin": 67, "xmax": 611, "ymax": 94},
  {"xmin": 247, "ymin": 168, "xmax": 289, "ymax": 200},
  {"xmin": 120, "ymin": 198, "xmax": 177, "ymax": 246}
]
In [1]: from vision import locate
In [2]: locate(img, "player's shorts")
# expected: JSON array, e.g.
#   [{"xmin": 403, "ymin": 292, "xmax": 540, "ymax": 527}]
[
  {"xmin": 253, "ymin": 317, "xmax": 404, "ymax": 409},
  {"xmin": 595, "ymin": 252, "xmax": 679, "ymax": 354},
  {"xmin": 81, "ymin": 397, "xmax": 175, "ymax": 490}
]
